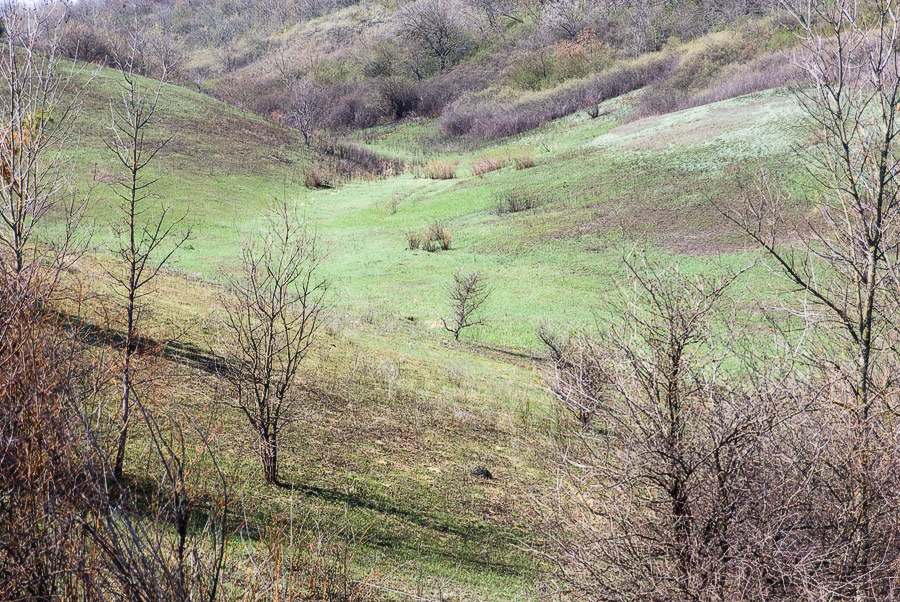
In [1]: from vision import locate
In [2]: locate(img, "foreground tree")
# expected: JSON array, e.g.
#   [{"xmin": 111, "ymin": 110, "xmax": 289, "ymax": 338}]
[
  {"xmin": 727, "ymin": 1, "xmax": 900, "ymax": 595},
  {"xmin": 538, "ymin": 260, "xmax": 785, "ymax": 601},
  {"xmin": 0, "ymin": 1, "xmax": 86, "ymax": 282},
  {"xmin": 219, "ymin": 202, "xmax": 328, "ymax": 485},
  {"xmin": 106, "ymin": 32, "xmax": 190, "ymax": 481}
]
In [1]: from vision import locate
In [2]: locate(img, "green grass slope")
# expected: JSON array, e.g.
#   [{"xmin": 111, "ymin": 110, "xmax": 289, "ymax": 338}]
[
  {"xmin": 64, "ymin": 62, "xmax": 313, "ymax": 273},
  {"xmin": 58, "ymin": 58, "xmax": 815, "ymax": 599},
  {"xmin": 62, "ymin": 63, "xmax": 551, "ymax": 600},
  {"xmin": 275, "ymin": 89, "xmax": 810, "ymax": 349},
  {"xmin": 75, "ymin": 75, "xmax": 808, "ymax": 351}
]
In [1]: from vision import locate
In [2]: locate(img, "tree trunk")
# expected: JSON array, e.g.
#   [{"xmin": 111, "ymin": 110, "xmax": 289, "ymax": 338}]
[{"xmin": 260, "ymin": 432, "xmax": 278, "ymax": 484}]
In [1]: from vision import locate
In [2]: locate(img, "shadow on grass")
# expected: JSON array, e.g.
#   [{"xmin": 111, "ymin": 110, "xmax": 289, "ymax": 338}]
[
  {"xmin": 275, "ymin": 479, "xmax": 529, "ymax": 577},
  {"xmin": 58, "ymin": 310, "xmax": 221, "ymax": 374}
]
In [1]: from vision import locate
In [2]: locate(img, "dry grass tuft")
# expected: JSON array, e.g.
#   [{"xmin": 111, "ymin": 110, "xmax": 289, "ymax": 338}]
[
  {"xmin": 415, "ymin": 160, "xmax": 458, "ymax": 180},
  {"xmin": 407, "ymin": 222, "xmax": 453, "ymax": 252},
  {"xmin": 514, "ymin": 155, "xmax": 535, "ymax": 170},
  {"xmin": 472, "ymin": 156, "xmax": 504, "ymax": 176}
]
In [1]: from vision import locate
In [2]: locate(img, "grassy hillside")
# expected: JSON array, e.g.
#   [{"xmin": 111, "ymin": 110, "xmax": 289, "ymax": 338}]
[
  {"xmin": 52, "ymin": 50, "xmax": 815, "ymax": 599},
  {"xmin": 59, "ymin": 62, "xmax": 551, "ymax": 600},
  {"xmin": 63, "ymin": 63, "xmax": 313, "ymax": 269},
  {"xmin": 75, "ymin": 77, "xmax": 808, "ymax": 349},
  {"xmin": 63, "ymin": 0, "xmax": 800, "ymax": 143}
]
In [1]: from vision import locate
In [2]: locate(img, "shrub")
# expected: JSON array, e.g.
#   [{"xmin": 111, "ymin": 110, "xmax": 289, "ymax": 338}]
[
  {"xmin": 472, "ymin": 156, "xmax": 504, "ymax": 176},
  {"xmin": 407, "ymin": 223, "xmax": 451, "ymax": 251},
  {"xmin": 514, "ymin": 155, "xmax": 535, "ymax": 170},
  {"xmin": 406, "ymin": 230, "xmax": 423, "ymax": 250},
  {"xmin": 496, "ymin": 190, "xmax": 538, "ymax": 214},
  {"xmin": 58, "ymin": 23, "xmax": 116, "ymax": 65},
  {"xmin": 631, "ymin": 52, "xmax": 805, "ymax": 120},
  {"xmin": 304, "ymin": 168, "xmax": 333, "ymax": 189},
  {"xmin": 428, "ymin": 221, "xmax": 453, "ymax": 251},
  {"xmin": 440, "ymin": 110, "xmax": 476, "ymax": 137},
  {"xmin": 323, "ymin": 86, "xmax": 380, "ymax": 131},
  {"xmin": 316, "ymin": 137, "xmax": 404, "ymax": 180},
  {"xmin": 415, "ymin": 160, "xmax": 458, "ymax": 180},
  {"xmin": 440, "ymin": 54, "xmax": 677, "ymax": 140},
  {"xmin": 414, "ymin": 63, "xmax": 492, "ymax": 118},
  {"xmin": 376, "ymin": 76, "xmax": 419, "ymax": 119}
]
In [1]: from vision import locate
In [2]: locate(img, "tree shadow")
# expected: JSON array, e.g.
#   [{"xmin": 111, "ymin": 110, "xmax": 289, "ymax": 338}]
[
  {"xmin": 57, "ymin": 309, "xmax": 221, "ymax": 375},
  {"xmin": 274, "ymin": 479, "xmax": 527, "ymax": 576}
]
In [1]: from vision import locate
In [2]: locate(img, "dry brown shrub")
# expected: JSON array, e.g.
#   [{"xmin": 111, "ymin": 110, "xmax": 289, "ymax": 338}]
[
  {"xmin": 305, "ymin": 168, "xmax": 334, "ymax": 189},
  {"xmin": 406, "ymin": 229, "xmax": 423, "ymax": 250},
  {"xmin": 472, "ymin": 156, "xmax": 504, "ymax": 176},
  {"xmin": 514, "ymin": 155, "xmax": 535, "ymax": 170},
  {"xmin": 495, "ymin": 190, "xmax": 538, "ymax": 214},
  {"xmin": 427, "ymin": 221, "xmax": 453, "ymax": 251},
  {"xmin": 415, "ymin": 159, "xmax": 458, "ymax": 180}
]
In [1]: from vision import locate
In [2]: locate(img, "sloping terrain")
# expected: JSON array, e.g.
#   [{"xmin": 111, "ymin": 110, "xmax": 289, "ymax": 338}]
[{"xmin": 56, "ymin": 50, "xmax": 814, "ymax": 598}]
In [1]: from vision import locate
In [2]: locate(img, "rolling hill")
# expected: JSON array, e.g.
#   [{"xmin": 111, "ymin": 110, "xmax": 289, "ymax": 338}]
[{"xmin": 45, "ymin": 47, "xmax": 815, "ymax": 599}]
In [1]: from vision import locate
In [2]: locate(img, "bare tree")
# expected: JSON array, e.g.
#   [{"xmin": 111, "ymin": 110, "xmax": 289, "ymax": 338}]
[
  {"xmin": 0, "ymin": 2, "xmax": 88, "ymax": 282},
  {"xmin": 720, "ymin": 1, "xmax": 900, "ymax": 596},
  {"xmin": 399, "ymin": 0, "xmax": 472, "ymax": 76},
  {"xmin": 106, "ymin": 31, "xmax": 190, "ymax": 481},
  {"xmin": 465, "ymin": 0, "xmax": 524, "ymax": 30},
  {"xmin": 441, "ymin": 269, "xmax": 489, "ymax": 341},
  {"xmin": 85, "ymin": 396, "xmax": 230, "ymax": 602},
  {"xmin": 288, "ymin": 78, "xmax": 326, "ymax": 146},
  {"xmin": 537, "ymin": 259, "xmax": 783, "ymax": 602},
  {"xmin": 541, "ymin": 0, "xmax": 592, "ymax": 41},
  {"xmin": 219, "ymin": 202, "xmax": 328, "ymax": 485}
]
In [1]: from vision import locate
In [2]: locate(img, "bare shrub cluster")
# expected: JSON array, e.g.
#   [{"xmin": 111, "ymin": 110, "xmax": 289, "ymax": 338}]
[
  {"xmin": 539, "ymin": 3, "xmax": 900, "ymax": 600},
  {"xmin": 316, "ymin": 136, "xmax": 405, "ymax": 181},
  {"xmin": 472, "ymin": 155, "xmax": 504, "ymax": 176},
  {"xmin": 495, "ymin": 190, "xmax": 539, "ymax": 214},
  {"xmin": 304, "ymin": 167, "xmax": 335, "ymax": 189},
  {"xmin": 633, "ymin": 50, "xmax": 805, "ymax": 120},
  {"xmin": 406, "ymin": 221, "xmax": 452, "ymax": 252},
  {"xmin": 514, "ymin": 154, "xmax": 535, "ymax": 170},
  {"xmin": 441, "ymin": 55, "xmax": 677, "ymax": 139},
  {"xmin": 413, "ymin": 159, "xmax": 458, "ymax": 179}
]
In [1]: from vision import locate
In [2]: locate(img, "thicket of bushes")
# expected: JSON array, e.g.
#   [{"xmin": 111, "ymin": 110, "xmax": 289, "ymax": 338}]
[
  {"xmin": 441, "ymin": 54, "xmax": 678, "ymax": 139},
  {"xmin": 58, "ymin": 0, "xmax": 795, "ymax": 142}
]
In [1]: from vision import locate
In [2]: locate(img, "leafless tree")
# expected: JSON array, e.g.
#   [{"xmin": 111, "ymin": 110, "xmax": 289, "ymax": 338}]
[
  {"xmin": 288, "ymin": 78, "xmax": 326, "ymax": 146},
  {"xmin": 219, "ymin": 202, "xmax": 328, "ymax": 485},
  {"xmin": 719, "ymin": 1, "xmax": 900, "ymax": 596},
  {"xmin": 0, "ymin": 2, "xmax": 89, "ymax": 283},
  {"xmin": 399, "ymin": 0, "xmax": 472, "ymax": 76},
  {"xmin": 465, "ymin": 0, "xmax": 524, "ymax": 30},
  {"xmin": 441, "ymin": 269, "xmax": 489, "ymax": 341},
  {"xmin": 537, "ymin": 259, "xmax": 788, "ymax": 601},
  {"xmin": 105, "ymin": 31, "xmax": 191, "ymax": 481},
  {"xmin": 84, "ymin": 395, "xmax": 229, "ymax": 602},
  {"xmin": 541, "ymin": 0, "xmax": 592, "ymax": 41}
]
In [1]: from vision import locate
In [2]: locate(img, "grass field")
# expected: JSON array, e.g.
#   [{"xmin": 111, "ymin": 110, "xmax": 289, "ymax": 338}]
[
  {"xmin": 54, "ymin": 61, "xmax": 815, "ymax": 599},
  {"xmin": 72, "ymin": 66, "xmax": 811, "ymax": 349}
]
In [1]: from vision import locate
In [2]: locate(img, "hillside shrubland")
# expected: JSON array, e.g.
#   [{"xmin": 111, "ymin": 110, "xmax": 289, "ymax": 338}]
[
  {"xmin": 60, "ymin": 0, "xmax": 796, "ymax": 142},
  {"xmin": 9, "ymin": 0, "xmax": 900, "ymax": 601}
]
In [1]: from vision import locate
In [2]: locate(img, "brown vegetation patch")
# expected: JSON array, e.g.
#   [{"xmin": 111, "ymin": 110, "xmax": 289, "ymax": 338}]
[{"xmin": 617, "ymin": 99, "xmax": 772, "ymax": 152}]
